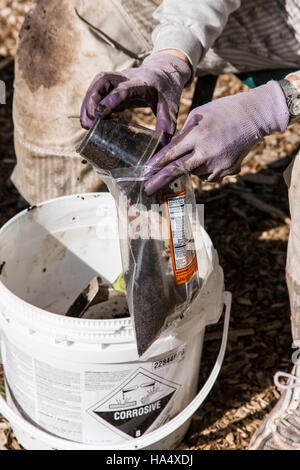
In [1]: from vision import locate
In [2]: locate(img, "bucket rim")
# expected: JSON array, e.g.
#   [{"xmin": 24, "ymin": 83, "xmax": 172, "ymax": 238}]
[
  {"xmin": 0, "ymin": 193, "xmax": 136, "ymax": 340},
  {"xmin": 0, "ymin": 192, "xmax": 214, "ymax": 343}
]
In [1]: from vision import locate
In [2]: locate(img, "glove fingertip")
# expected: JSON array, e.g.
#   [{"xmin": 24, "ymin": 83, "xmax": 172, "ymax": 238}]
[
  {"xmin": 95, "ymin": 103, "xmax": 110, "ymax": 120},
  {"xmin": 144, "ymin": 179, "xmax": 157, "ymax": 196},
  {"xmin": 80, "ymin": 107, "xmax": 94, "ymax": 130},
  {"xmin": 144, "ymin": 170, "xmax": 174, "ymax": 196},
  {"xmin": 158, "ymin": 131, "xmax": 172, "ymax": 147},
  {"xmin": 95, "ymin": 91, "xmax": 126, "ymax": 119}
]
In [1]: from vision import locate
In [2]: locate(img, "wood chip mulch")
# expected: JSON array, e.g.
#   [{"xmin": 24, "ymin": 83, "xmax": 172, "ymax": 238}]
[{"xmin": 1, "ymin": 0, "xmax": 300, "ymax": 451}]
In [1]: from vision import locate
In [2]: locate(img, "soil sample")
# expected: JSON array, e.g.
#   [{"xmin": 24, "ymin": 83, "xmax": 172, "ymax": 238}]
[
  {"xmin": 78, "ymin": 118, "xmax": 200, "ymax": 355},
  {"xmin": 78, "ymin": 118, "xmax": 161, "ymax": 171},
  {"xmin": 106, "ymin": 176, "xmax": 198, "ymax": 356}
]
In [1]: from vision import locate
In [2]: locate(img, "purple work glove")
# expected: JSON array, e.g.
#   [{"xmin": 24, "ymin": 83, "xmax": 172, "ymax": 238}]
[
  {"xmin": 80, "ymin": 53, "xmax": 191, "ymax": 146},
  {"xmin": 144, "ymin": 81, "xmax": 289, "ymax": 195}
]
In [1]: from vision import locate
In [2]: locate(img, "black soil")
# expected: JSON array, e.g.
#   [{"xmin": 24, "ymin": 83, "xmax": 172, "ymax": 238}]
[
  {"xmin": 79, "ymin": 118, "xmax": 158, "ymax": 171},
  {"xmin": 119, "ymin": 179, "xmax": 193, "ymax": 355},
  {"xmin": 124, "ymin": 238, "xmax": 176, "ymax": 355}
]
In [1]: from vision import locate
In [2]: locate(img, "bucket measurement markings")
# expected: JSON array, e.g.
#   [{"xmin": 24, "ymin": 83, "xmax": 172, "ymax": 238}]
[{"xmin": 152, "ymin": 345, "xmax": 186, "ymax": 370}]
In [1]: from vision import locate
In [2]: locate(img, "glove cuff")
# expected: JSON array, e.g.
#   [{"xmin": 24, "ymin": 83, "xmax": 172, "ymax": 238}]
[
  {"xmin": 143, "ymin": 53, "xmax": 192, "ymax": 88},
  {"xmin": 249, "ymin": 80, "xmax": 290, "ymax": 135}
]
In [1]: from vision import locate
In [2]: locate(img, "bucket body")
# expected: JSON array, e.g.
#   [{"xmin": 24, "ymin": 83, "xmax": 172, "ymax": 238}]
[{"xmin": 0, "ymin": 193, "xmax": 224, "ymax": 450}]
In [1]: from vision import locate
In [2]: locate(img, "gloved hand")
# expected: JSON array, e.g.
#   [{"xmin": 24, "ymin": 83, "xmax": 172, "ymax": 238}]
[
  {"xmin": 80, "ymin": 53, "xmax": 191, "ymax": 145},
  {"xmin": 144, "ymin": 81, "xmax": 289, "ymax": 195}
]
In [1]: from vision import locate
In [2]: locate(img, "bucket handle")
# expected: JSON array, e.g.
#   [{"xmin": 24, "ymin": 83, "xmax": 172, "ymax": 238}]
[{"xmin": 0, "ymin": 292, "xmax": 231, "ymax": 450}]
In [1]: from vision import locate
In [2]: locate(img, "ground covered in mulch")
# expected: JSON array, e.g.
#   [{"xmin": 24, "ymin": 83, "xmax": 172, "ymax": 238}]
[{"xmin": 1, "ymin": 0, "xmax": 300, "ymax": 451}]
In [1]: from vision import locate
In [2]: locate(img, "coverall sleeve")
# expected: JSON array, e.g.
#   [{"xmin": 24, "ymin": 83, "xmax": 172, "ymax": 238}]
[{"xmin": 152, "ymin": 0, "xmax": 241, "ymax": 73}]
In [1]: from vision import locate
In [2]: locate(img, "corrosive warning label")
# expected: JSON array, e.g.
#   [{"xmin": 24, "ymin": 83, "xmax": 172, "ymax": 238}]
[
  {"xmin": 88, "ymin": 368, "xmax": 179, "ymax": 438},
  {"xmin": 2, "ymin": 335, "xmax": 188, "ymax": 445}
]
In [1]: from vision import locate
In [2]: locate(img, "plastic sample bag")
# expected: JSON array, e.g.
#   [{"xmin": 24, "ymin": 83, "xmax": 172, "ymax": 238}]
[{"xmin": 79, "ymin": 119, "xmax": 205, "ymax": 355}]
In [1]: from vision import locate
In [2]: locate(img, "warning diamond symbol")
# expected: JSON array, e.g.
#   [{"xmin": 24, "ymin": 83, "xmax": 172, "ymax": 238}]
[{"xmin": 88, "ymin": 367, "xmax": 179, "ymax": 438}]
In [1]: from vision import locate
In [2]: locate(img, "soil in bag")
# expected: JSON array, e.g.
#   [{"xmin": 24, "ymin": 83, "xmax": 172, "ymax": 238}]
[
  {"xmin": 78, "ymin": 118, "xmax": 200, "ymax": 355},
  {"xmin": 118, "ymin": 178, "xmax": 200, "ymax": 355}
]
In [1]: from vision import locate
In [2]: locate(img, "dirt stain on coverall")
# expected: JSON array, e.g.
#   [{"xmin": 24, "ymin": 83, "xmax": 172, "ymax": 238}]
[{"xmin": 18, "ymin": 0, "xmax": 80, "ymax": 92}]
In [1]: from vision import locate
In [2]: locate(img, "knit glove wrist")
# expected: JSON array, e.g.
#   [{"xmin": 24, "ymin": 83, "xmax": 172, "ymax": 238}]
[{"xmin": 144, "ymin": 81, "xmax": 289, "ymax": 195}]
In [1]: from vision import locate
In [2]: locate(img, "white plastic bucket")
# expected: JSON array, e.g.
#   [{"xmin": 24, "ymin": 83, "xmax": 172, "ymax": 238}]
[{"xmin": 0, "ymin": 193, "xmax": 231, "ymax": 450}]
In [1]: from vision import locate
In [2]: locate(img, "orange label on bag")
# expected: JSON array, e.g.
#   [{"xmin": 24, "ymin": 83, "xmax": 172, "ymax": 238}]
[{"xmin": 164, "ymin": 191, "xmax": 198, "ymax": 286}]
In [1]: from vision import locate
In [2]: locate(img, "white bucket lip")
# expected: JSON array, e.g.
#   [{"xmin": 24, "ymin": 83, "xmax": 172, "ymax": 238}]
[
  {"xmin": 0, "ymin": 192, "xmax": 214, "ymax": 343},
  {"xmin": 0, "ymin": 193, "xmax": 135, "ymax": 342}
]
